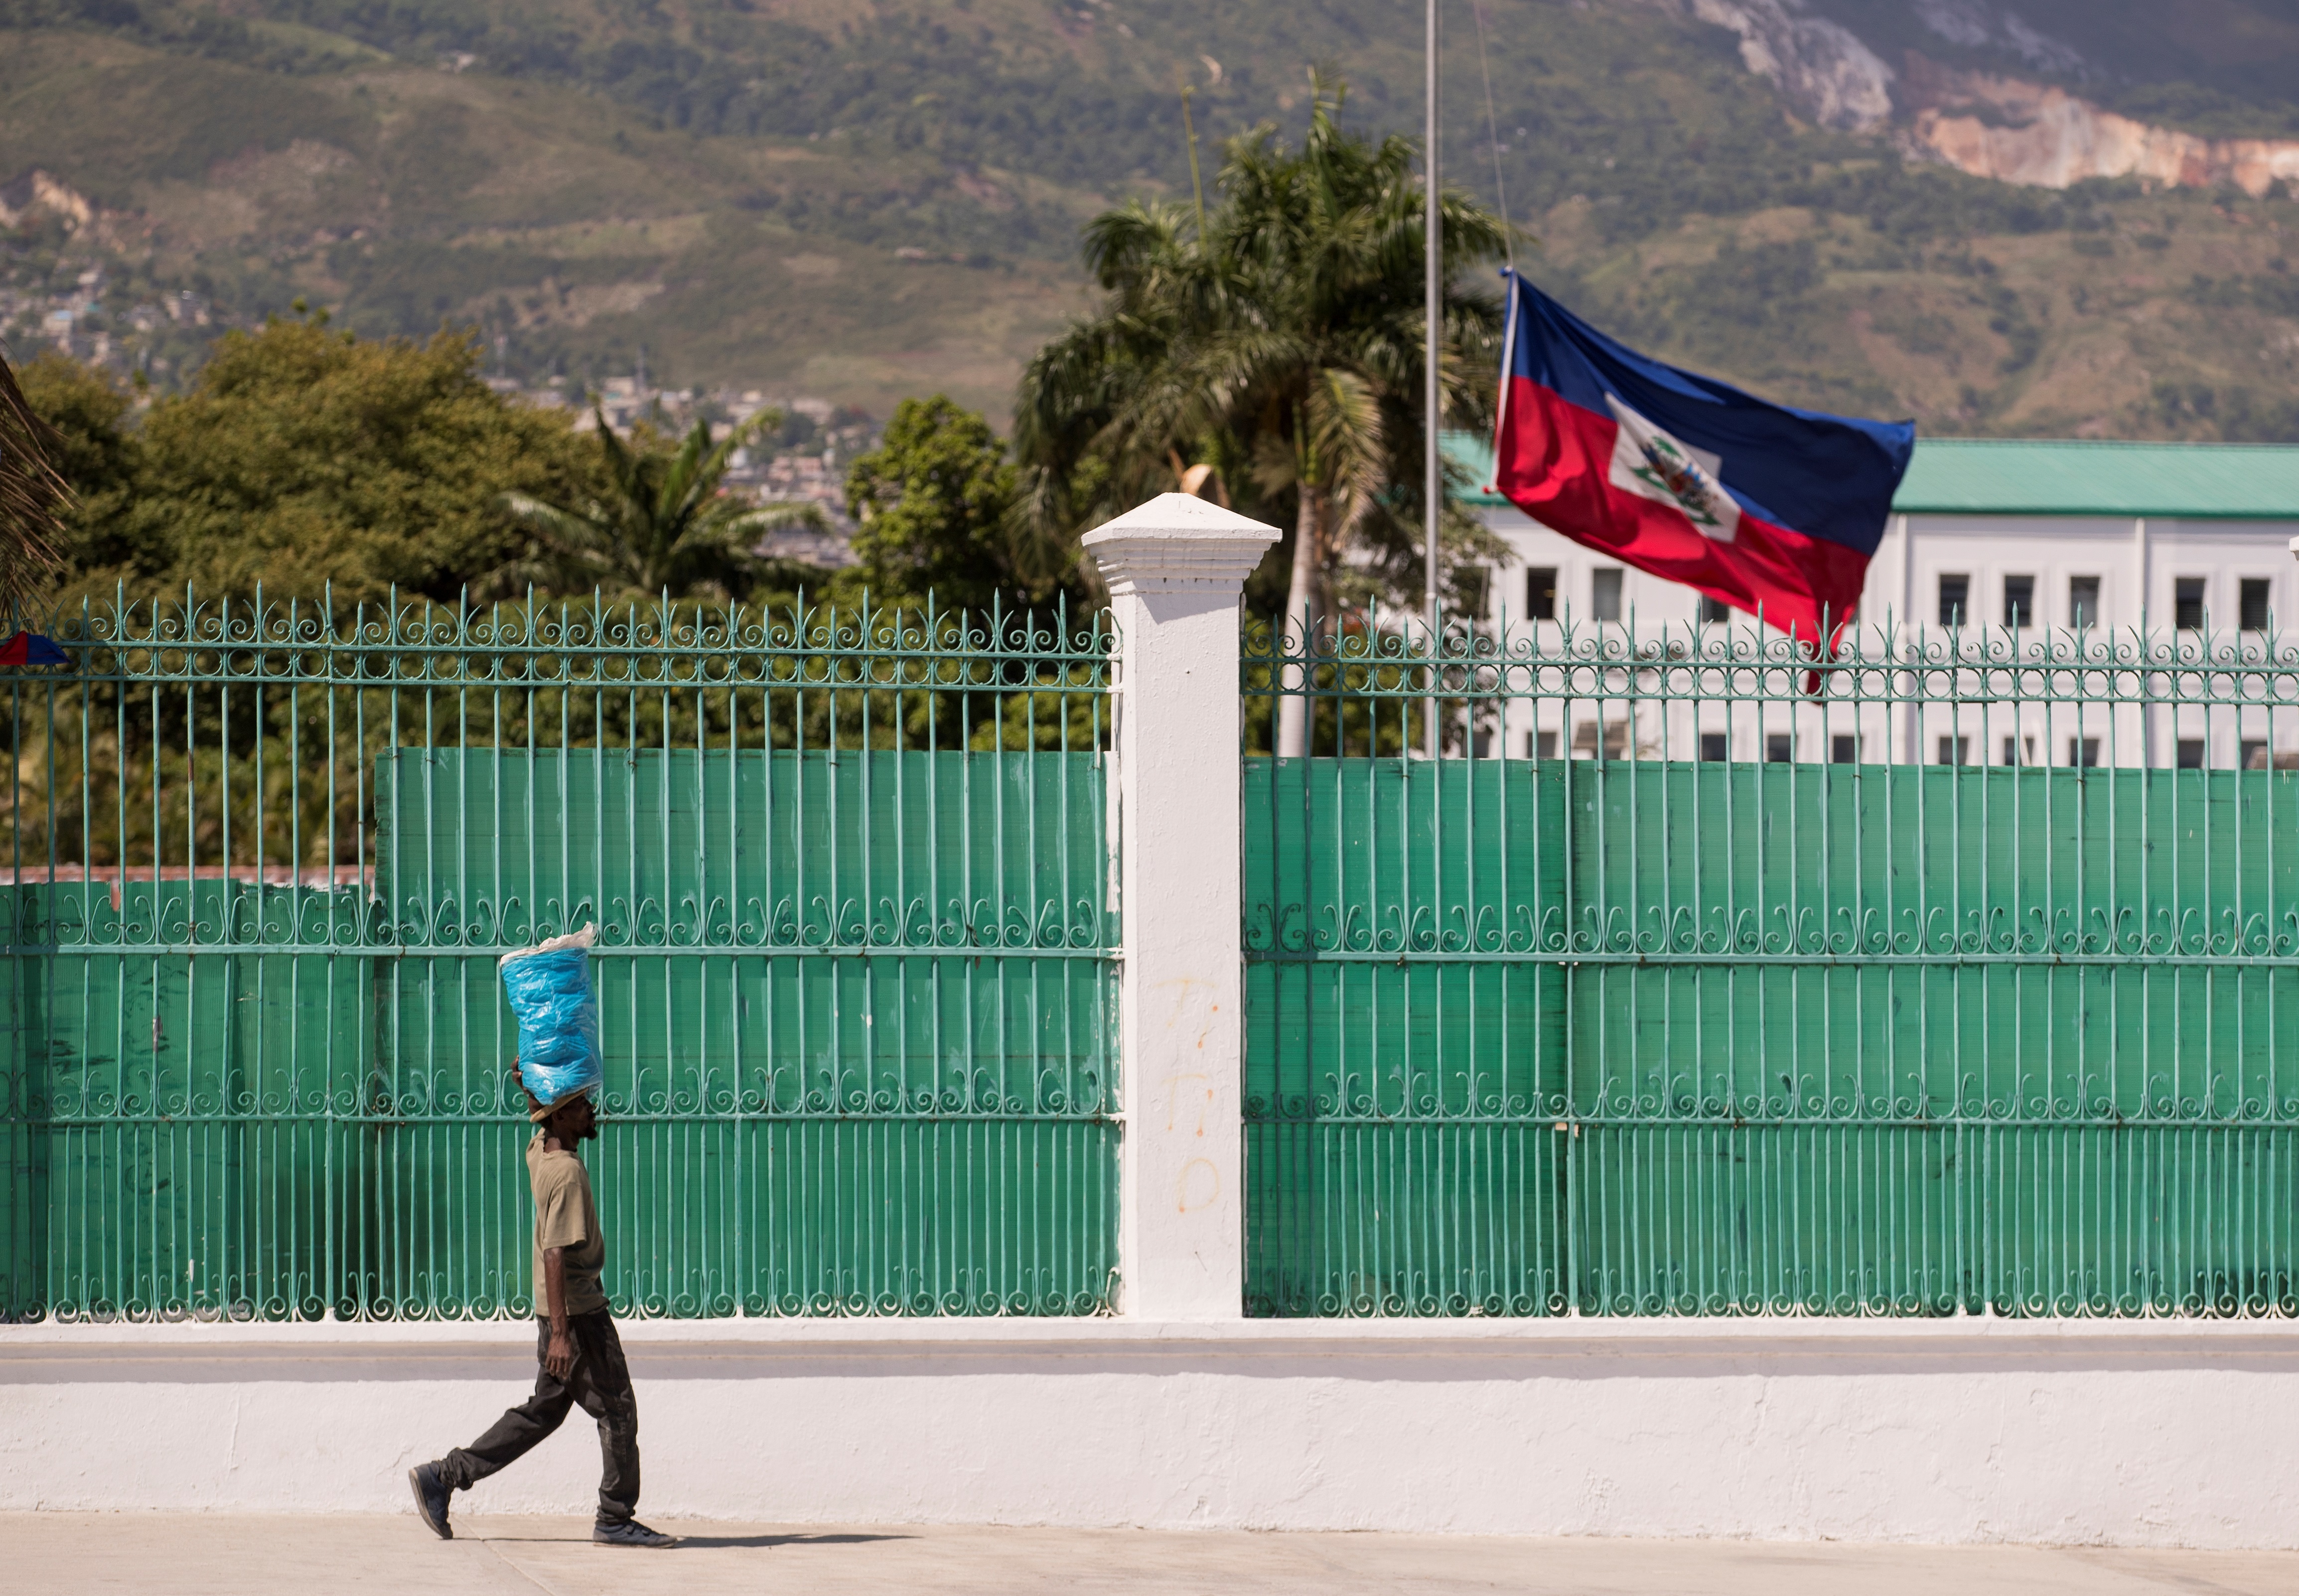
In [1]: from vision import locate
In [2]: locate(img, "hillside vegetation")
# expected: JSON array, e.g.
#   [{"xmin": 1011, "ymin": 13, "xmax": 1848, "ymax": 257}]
[{"xmin": 1, "ymin": 0, "xmax": 2296, "ymax": 438}]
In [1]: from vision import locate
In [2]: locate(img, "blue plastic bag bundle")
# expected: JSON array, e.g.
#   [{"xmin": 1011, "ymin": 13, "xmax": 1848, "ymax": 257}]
[{"xmin": 501, "ymin": 923, "xmax": 603, "ymax": 1110}]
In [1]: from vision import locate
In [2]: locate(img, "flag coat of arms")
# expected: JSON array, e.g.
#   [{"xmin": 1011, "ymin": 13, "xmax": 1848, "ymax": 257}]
[{"xmin": 1492, "ymin": 273, "xmax": 1915, "ymax": 648}]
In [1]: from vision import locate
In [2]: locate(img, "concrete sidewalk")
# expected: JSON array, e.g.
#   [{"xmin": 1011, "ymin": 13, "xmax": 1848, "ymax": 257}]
[{"xmin": 5, "ymin": 1515, "xmax": 2296, "ymax": 1594}]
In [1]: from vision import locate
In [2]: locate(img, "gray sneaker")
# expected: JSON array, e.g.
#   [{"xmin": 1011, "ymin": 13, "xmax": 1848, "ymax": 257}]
[
  {"xmin": 408, "ymin": 1463, "xmax": 452, "ymax": 1540},
  {"xmin": 593, "ymin": 1517, "xmax": 679, "ymax": 1548}
]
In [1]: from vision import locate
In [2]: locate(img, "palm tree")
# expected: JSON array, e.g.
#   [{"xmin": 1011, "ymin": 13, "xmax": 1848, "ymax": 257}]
[
  {"xmin": 497, "ymin": 408, "xmax": 825, "ymax": 600},
  {"xmin": 0, "ymin": 350, "xmax": 67, "ymax": 611},
  {"xmin": 1011, "ymin": 75, "xmax": 1515, "ymax": 753}
]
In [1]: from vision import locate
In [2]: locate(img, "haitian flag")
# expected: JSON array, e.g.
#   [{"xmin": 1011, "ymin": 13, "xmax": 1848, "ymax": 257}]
[
  {"xmin": 0, "ymin": 631, "xmax": 66, "ymax": 666},
  {"xmin": 1493, "ymin": 272, "xmax": 1914, "ymax": 648}
]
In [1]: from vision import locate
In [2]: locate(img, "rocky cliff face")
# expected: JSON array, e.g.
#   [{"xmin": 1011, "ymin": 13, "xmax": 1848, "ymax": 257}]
[
  {"xmin": 1622, "ymin": 0, "xmax": 2299, "ymax": 196},
  {"xmin": 1676, "ymin": 0, "xmax": 1895, "ymax": 132},
  {"xmin": 1903, "ymin": 67, "xmax": 2299, "ymax": 197},
  {"xmin": 1908, "ymin": 0, "xmax": 2086, "ymax": 81},
  {"xmin": 0, "ymin": 171, "xmax": 93, "ymax": 231}
]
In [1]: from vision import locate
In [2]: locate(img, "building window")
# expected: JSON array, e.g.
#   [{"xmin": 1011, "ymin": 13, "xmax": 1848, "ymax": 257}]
[
  {"xmin": 2243, "ymin": 739, "xmax": 2270, "ymax": 771},
  {"xmin": 1765, "ymin": 733, "xmax": 1793, "ymax": 763},
  {"xmin": 1937, "ymin": 735, "xmax": 1969, "ymax": 765},
  {"xmin": 1831, "ymin": 734, "xmax": 1859, "ymax": 764},
  {"xmin": 2175, "ymin": 578, "xmax": 2206, "ymax": 630},
  {"xmin": 1532, "ymin": 730, "xmax": 1559, "ymax": 759},
  {"xmin": 1699, "ymin": 732, "xmax": 1728, "ymax": 761},
  {"xmin": 2241, "ymin": 578, "xmax": 2271, "ymax": 631},
  {"xmin": 2002, "ymin": 735, "xmax": 2036, "ymax": 767},
  {"xmin": 1527, "ymin": 567, "xmax": 1557, "ymax": 621},
  {"xmin": 1574, "ymin": 720, "xmax": 1627, "ymax": 759},
  {"xmin": 1591, "ymin": 567, "xmax": 1623, "ymax": 622},
  {"xmin": 2070, "ymin": 575, "xmax": 2101, "ymax": 629},
  {"xmin": 1938, "ymin": 574, "xmax": 1969, "ymax": 627},
  {"xmin": 2176, "ymin": 738, "xmax": 2206, "ymax": 769},
  {"xmin": 2004, "ymin": 575, "xmax": 2034, "ymax": 628},
  {"xmin": 1697, "ymin": 593, "xmax": 1730, "ymax": 623},
  {"xmin": 2069, "ymin": 736, "xmax": 2101, "ymax": 768}
]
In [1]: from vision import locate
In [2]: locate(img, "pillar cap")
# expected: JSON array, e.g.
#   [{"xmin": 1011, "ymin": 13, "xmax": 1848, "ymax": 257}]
[{"xmin": 1084, "ymin": 493, "xmax": 1282, "ymax": 596}]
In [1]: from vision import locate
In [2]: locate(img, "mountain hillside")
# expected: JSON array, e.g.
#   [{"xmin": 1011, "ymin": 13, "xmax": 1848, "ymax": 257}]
[{"xmin": 1, "ymin": 0, "xmax": 2296, "ymax": 439}]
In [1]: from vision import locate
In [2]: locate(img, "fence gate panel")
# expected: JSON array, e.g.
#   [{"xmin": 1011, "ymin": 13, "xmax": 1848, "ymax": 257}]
[
  {"xmin": 1243, "ymin": 617, "xmax": 2299, "ymax": 1317},
  {"xmin": 0, "ymin": 593, "xmax": 1116, "ymax": 1321}
]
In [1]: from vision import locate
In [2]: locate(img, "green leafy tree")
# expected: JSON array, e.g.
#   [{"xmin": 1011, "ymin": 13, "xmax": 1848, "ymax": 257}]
[
  {"xmin": 841, "ymin": 397, "xmax": 1101, "ymax": 755},
  {"xmin": 843, "ymin": 395, "xmax": 1034, "ymax": 616},
  {"xmin": 62, "ymin": 315, "xmax": 603, "ymax": 605},
  {"xmin": 1012, "ymin": 75, "xmax": 1514, "ymax": 752},
  {"xmin": 497, "ymin": 409, "xmax": 824, "ymax": 601}
]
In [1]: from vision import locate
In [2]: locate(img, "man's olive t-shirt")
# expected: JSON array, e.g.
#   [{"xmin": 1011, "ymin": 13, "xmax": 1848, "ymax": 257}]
[{"xmin": 527, "ymin": 1130, "xmax": 608, "ymax": 1316}]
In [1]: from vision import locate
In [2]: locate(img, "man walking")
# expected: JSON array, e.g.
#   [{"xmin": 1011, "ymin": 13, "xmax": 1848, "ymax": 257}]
[{"xmin": 407, "ymin": 1084, "xmax": 677, "ymax": 1548}]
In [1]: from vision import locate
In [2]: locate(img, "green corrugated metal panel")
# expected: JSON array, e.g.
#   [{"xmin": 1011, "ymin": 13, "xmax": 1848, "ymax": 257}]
[
  {"xmin": 1439, "ymin": 430, "xmax": 2299, "ymax": 519},
  {"xmin": 1242, "ymin": 749, "xmax": 2299, "ymax": 1318},
  {"xmin": 371, "ymin": 748, "xmax": 1117, "ymax": 1316},
  {"xmin": 0, "ymin": 592, "xmax": 1117, "ymax": 1321},
  {"xmin": 376, "ymin": 747, "xmax": 1108, "ymax": 956},
  {"xmin": 3, "ymin": 882, "xmax": 368, "ymax": 1318}
]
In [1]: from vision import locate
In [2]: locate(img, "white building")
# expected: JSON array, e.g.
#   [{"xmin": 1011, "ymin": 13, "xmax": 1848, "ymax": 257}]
[{"xmin": 1448, "ymin": 435, "xmax": 2299, "ymax": 769}]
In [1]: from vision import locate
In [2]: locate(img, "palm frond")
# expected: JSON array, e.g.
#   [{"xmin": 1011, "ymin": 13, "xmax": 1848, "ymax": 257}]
[
  {"xmin": 654, "ymin": 418, "xmax": 717, "ymax": 527},
  {"xmin": 592, "ymin": 410, "xmax": 641, "ymax": 492},
  {"xmin": 708, "ymin": 499, "xmax": 829, "ymax": 542},
  {"xmin": 499, "ymin": 492, "xmax": 614, "ymax": 554},
  {"xmin": 1018, "ymin": 71, "xmax": 1511, "ymax": 612},
  {"xmin": 997, "ymin": 465, "xmax": 1091, "ymax": 591},
  {"xmin": 1303, "ymin": 366, "xmax": 1387, "ymax": 541},
  {"xmin": 693, "ymin": 408, "xmax": 781, "ymax": 498},
  {"xmin": 0, "ymin": 352, "xmax": 69, "ymax": 610}
]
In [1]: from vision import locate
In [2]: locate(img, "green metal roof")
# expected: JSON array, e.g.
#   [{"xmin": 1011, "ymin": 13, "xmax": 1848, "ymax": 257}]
[
  {"xmin": 1441, "ymin": 433, "xmax": 2299, "ymax": 520},
  {"xmin": 1892, "ymin": 438, "xmax": 2299, "ymax": 518},
  {"xmin": 1442, "ymin": 432, "xmax": 1509, "ymax": 507}
]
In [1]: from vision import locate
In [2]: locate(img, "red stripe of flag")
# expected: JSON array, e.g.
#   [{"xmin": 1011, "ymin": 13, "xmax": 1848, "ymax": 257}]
[{"xmin": 1495, "ymin": 378, "xmax": 1870, "ymax": 649}]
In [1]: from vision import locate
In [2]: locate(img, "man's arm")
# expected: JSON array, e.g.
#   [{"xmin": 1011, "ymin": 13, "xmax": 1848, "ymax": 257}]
[{"xmin": 543, "ymin": 1246, "xmax": 575, "ymax": 1379}]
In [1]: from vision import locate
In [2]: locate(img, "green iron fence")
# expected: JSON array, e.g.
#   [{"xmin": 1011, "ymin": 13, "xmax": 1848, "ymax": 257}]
[
  {"xmin": 1243, "ymin": 614, "xmax": 2299, "ymax": 1317},
  {"xmin": 0, "ymin": 588, "xmax": 1117, "ymax": 1321}
]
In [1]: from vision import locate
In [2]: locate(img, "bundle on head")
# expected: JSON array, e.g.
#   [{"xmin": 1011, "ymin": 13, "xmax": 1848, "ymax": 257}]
[
  {"xmin": 0, "ymin": 353, "xmax": 68, "ymax": 613},
  {"xmin": 517, "ymin": 1069, "xmax": 590, "ymax": 1124}
]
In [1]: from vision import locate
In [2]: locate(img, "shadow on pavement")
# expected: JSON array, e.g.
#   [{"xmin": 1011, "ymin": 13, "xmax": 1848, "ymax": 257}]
[
  {"xmin": 677, "ymin": 1532, "xmax": 915, "ymax": 1549},
  {"xmin": 466, "ymin": 1536, "xmax": 915, "ymax": 1554}
]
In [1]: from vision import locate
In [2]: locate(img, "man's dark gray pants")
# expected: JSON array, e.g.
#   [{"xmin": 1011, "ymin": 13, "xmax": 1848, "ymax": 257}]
[{"xmin": 435, "ymin": 1309, "xmax": 639, "ymax": 1522}]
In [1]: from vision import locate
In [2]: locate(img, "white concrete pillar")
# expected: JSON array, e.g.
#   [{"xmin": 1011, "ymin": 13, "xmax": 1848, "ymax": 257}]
[{"xmin": 1083, "ymin": 493, "xmax": 1280, "ymax": 1321}]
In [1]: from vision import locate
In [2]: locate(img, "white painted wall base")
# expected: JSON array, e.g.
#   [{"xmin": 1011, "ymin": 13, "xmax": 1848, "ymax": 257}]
[{"xmin": 5, "ymin": 1318, "xmax": 2295, "ymax": 1548}]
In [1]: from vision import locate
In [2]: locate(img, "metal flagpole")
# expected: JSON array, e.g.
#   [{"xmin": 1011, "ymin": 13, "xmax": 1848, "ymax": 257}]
[{"xmin": 1424, "ymin": 0, "xmax": 1441, "ymax": 757}]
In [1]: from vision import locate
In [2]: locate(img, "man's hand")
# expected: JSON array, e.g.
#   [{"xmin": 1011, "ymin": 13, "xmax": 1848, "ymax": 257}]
[{"xmin": 545, "ymin": 1325, "xmax": 576, "ymax": 1381}]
